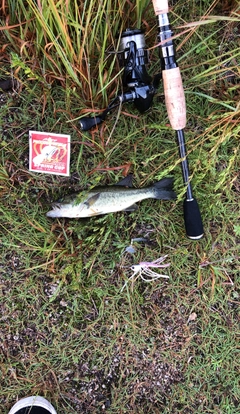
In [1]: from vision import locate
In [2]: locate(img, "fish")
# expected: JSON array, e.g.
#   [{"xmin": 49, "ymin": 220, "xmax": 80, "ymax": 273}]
[{"xmin": 46, "ymin": 176, "xmax": 176, "ymax": 219}]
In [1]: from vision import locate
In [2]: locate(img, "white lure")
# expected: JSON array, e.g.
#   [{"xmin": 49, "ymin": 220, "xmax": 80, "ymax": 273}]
[{"xmin": 121, "ymin": 255, "xmax": 170, "ymax": 291}]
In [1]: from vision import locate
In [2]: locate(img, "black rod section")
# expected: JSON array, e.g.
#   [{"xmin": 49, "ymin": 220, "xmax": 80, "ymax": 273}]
[{"xmin": 176, "ymin": 129, "xmax": 193, "ymax": 201}]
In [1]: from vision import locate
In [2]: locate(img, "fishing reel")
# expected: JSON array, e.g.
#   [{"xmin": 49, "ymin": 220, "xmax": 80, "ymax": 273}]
[{"xmin": 79, "ymin": 28, "xmax": 160, "ymax": 131}]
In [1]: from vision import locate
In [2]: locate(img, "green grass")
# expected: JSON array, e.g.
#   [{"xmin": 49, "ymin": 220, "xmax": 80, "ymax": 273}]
[{"xmin": 0, "ymin": 0, "xmax": 239, "ymax": 413}]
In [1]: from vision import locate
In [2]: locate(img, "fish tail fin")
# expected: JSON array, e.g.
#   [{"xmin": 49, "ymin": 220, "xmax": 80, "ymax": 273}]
[{"xmin": 153, "ymin": 177, "xmax": 176, "ymax": 200}]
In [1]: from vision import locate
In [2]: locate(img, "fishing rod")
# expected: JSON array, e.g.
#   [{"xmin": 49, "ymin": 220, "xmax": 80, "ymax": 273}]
[{"xmin": 152, "ymin": 0, "xmax": 204, "ymax": 239}]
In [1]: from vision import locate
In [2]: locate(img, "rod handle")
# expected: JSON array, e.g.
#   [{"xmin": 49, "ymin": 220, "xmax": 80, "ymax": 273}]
[
  {"xmin": 152, "ymin": 0, "xmax": 169, "ymax": 14},
  {"xmin": 162, "ymin": 68, "xmax": 186, "ymax": 131},
  {"xmin": 184, "ymin": 198, "xmax": 204, "ymax": 239}
]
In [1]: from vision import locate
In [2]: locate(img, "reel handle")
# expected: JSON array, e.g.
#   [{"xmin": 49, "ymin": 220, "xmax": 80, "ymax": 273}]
[{"xmin": 79, "ymin": 116, "xmax": 103, "ymax": 131}]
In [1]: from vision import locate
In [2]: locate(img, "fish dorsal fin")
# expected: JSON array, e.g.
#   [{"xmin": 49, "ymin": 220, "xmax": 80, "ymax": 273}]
[
  {"xmin": 84, "ymin": 193, "xmax": 100, "ymax": 207},
  {"xmin": 115, "ymin": 174, "xmax": 133, "ymax": 188}
]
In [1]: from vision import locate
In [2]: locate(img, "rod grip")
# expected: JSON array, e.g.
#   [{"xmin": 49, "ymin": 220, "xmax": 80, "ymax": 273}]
[
  {"xmin": 183, "ymin": 198, "xmax": 204, "ymax": 239},
  {"xmin": 162, "ymin": 68, "xmax": 186, "ymax": 130},
  {"xmin": 152, "ymin": 0, "xmax": 169, "ymax": 14}
]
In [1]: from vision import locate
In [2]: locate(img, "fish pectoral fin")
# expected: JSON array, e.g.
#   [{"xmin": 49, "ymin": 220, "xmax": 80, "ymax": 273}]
[
  {"xmin": 124, "ymin": 203, "xmax": 138, "ymax": 212},
  {"xmin": 84, "ymin": 193, "xmax": 100, "ymax": 207}
]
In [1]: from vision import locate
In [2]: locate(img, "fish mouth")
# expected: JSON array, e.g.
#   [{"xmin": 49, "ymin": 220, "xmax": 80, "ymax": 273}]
[
  {"xmin": 51, "ymin": 202, "xmax": 62, "ymax": 209},
  {"xmin": 46, "ymin": 209, "xmax": 59, "ymax": 218},
  {"xmin": 46, "ymin": 203, "xmax": 63, "ymax": 217}
]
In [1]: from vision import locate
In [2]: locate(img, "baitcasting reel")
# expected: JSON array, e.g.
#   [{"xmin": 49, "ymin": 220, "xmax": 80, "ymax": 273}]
[{"xmin": 79, "ymin": 28, "xmax": 160, "ymax": 131}]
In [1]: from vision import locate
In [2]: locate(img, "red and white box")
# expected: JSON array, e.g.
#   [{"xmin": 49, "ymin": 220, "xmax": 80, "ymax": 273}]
[{"xmin": 29, "ymin": 131, "xmax": 71, "ymax": 176}]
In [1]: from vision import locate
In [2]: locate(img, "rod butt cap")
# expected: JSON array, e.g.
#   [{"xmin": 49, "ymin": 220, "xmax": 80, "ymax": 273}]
[{"xmin": 184, "ymin": 198, "xmax": 204, "ymax": 240}]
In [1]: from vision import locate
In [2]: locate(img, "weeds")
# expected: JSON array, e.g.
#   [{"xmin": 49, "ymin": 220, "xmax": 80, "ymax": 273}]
[{"xmin": 0, "ymin": 0, "xmax": 239, "ymax": 413}]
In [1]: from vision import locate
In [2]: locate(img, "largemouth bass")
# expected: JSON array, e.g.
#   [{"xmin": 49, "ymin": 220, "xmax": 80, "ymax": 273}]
[{"xmin": 46, "ymin": 177, "xmax": 176, "ymax": 219}]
